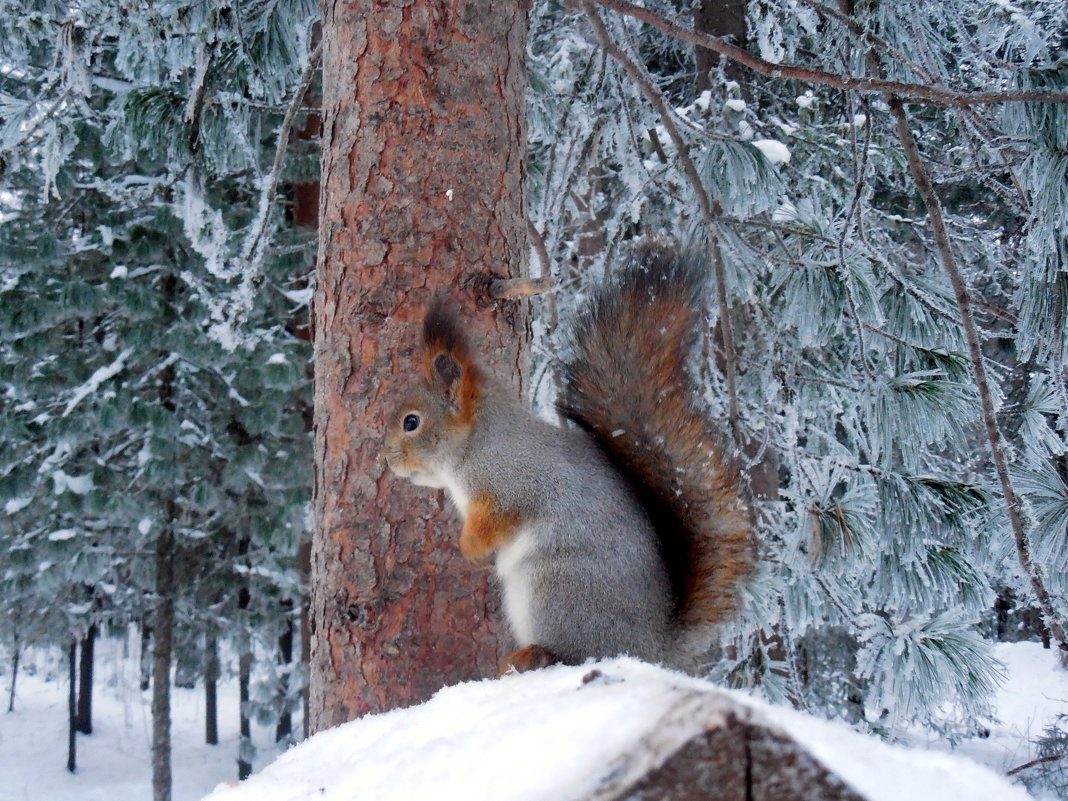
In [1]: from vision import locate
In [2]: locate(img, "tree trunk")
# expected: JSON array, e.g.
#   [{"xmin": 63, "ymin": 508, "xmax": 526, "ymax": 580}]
[
  {"xmin": 694, "ymin": 0, "xmax": 748, "ymax": 93},
  {"xmin": 276, "ymin": 601, "xmax": 294, "ymax": 744},
  {"xmin": 152, "ymin": 293, "xmax": 179, "ymax": 801},
  {"xmin": 140, "ymin": 619, "xmax": 152, "ymax": 692},
  {"xmin": 152, "ymin": 520, "xmax": 175, "ymax": 801},
  {"xmin": 7, "ymin": 613, "xmax": 18, "ymax": 713},
  {"xmin": 238, "ymin": 646, "xmax": 252, "ymax": 780},
  {"xmin": 67, "ymin": 638, "xmax": 77, "ymax": 773},
  {"xmin": 205, "ymin": 627, "xmax": 219, "ymax": 746},
  {"xmin": 298, "ymin": 539, "xmax": 311, "ymax": 739},
  {"xmin": 310, "ymin": 0, "xmax": 529, "ymax": 731},
  {"xmin": 76, "ymin": 623, "xmax": 96, "ymax": 734},
  {"xmin": 237, "ymin": 550, "xmax": 253, "ymax": 781}
]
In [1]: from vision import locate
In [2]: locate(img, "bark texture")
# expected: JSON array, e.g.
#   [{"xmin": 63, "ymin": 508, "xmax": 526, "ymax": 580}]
[
  {"xmin": 694, "ymin": 0, "xmax": 748, "ymax": 92},
  {"xmin": 311, "ymin": 0, "xmax": 529, "ymax": 731},
  {"xmin": 619, "ymin": 714, "xmax": 867, "ymax": 801}
]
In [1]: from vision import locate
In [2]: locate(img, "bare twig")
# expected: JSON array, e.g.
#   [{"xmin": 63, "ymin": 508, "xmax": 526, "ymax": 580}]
[
  {"xmin": 1007, "ymin": 753, "xmax": 1068, "ymax": 777},
  {"xmin": 239, "ymin": 38, "xmax": 323, "ymax": 276},
  {"xmin": 581, "ymin": 0, "xmax": 740, "ymax": 435},
  {"xmin": 488, "ymin": 276, "xmax": 552, "ymax": 299},
  {"xmin": 588, "ymin": 0, "xmax": 1068, "ymax": 106}
]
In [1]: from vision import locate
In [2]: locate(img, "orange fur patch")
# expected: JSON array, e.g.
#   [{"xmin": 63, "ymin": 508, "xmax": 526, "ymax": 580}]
[
  {"xmin": 460, "ymin": 494, "xmax": 524, "ymax": 564},
  {"xmin": 499, "ymin": 645, "xmax": 559, "ymax": 675}
]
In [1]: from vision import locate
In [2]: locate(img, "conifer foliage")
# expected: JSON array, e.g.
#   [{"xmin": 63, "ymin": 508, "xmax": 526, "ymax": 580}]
[{"xmin": 0, "ymin": 1, "xmax": 319, "ymax": 796}]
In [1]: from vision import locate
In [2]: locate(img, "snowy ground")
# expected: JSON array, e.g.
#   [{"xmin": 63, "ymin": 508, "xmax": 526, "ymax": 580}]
[
  {"xmin": 0, "ymin": 635, "xmax": 292, "ymax": 801},
  {"xmin": 922, "ymin": 642, "xmax": 1068, "ymax": 781},
  {"xmin": 0, "ymin": 639, "xmax": 1065, "ymax": 801}
]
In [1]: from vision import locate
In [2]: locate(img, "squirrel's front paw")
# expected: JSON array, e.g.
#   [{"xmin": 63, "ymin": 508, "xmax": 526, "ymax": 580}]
[
  {"xmin": 499, "ymin": 645, "xmax": 559, "ymax": 675},
  {"xmin": 459, "ymin": 532, "xmax": 495, "ymax": 565}
]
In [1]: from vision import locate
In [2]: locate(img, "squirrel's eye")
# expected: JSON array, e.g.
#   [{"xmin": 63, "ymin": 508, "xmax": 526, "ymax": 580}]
[{"xmin": 402, "ymin": 414, "xmax": 420, "ymax": 432}]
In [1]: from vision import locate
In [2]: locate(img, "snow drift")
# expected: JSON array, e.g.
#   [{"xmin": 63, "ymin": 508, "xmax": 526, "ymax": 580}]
[{"xmin": 201, "ymin": 658, "xmax": 1031, "ymax": 801}]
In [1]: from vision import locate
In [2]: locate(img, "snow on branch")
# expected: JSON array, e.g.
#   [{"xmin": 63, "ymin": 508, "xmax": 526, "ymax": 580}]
[
  {"xmin": 61, "ymin": 347, "xmax": 133, "ymax": 418},
  {"xmin": 587, "ymin": 0, "xmax": 1068, "ymax": 107}
]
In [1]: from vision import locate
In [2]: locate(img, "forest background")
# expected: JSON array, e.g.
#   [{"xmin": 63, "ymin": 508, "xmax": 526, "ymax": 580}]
[{"xmin": 1, "ymin": 1, "xmax": 1067, "ymax": 799}]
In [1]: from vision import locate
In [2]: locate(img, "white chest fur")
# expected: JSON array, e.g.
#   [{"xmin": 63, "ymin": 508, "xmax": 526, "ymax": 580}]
[
  {"xmin": 495, "ymin": 527, "xmax": 537, "ymax": 646},
  {"xmin": 408, "ymin": 466, "xmax": 469, "ymax": 516}
]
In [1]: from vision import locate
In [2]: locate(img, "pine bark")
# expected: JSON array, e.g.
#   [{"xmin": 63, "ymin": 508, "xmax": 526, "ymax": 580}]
[
  {"xmin": 76, "ymin": 623, "xmax": 96, "ymax": 734},
  {"xmin": 311, "ymin": 0, "xmax": 529, "ymax": 730}
]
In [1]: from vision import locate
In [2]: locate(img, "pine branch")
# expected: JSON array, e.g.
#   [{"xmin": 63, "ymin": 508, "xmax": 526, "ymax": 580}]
[
  {"xmin": 886, "ymin": 92, "xmax": 1068, "ymax": 661},
  {"xmin": 587, "ymin": 0, "xmax": 1068, "ymax": 106},
  {"xmin": 581, "ymin": 0, "xmax": 740, "ymax": 436}
]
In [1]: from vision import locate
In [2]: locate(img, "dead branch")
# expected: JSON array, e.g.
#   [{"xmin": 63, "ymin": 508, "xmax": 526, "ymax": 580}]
[{"xmin": 588, "ymin": 0, "xmax": 1068, "ymax": 106}]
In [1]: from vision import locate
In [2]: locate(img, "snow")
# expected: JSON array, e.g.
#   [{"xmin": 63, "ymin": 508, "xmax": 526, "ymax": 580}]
[
  {"xmin": 921, "ymin": 641, "xmax": 1068, "ymax": 775},
  {"xmin": 5, "ymin": 496, "xmax": 33, "ymax": 514},
  {"xmin": 724, "ymin": 98, "xmax": 747, "ymax": 112},
  {"xmin": 0, "ymin": 637, "xmax": 290, "ymax": 801},
  {"xmin": 51, "ymin": 470, "xmax": 94, "ymax": 496},
  {"xmin": 753, "ymin": 138, "xmax": 792, "ymax": 165},
  {"xmin": 3, "ymin": 642, "xmax": 1063, "ymax": 801},
  {"xmin": 202, "ymin": 658, "xmax": 1047, "ymax": 801}
]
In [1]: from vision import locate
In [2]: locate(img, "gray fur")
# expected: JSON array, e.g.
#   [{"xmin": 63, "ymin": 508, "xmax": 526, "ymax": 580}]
[{"xmin": 455, "ymin": 380, "xmax": 674, "ymax": 665}]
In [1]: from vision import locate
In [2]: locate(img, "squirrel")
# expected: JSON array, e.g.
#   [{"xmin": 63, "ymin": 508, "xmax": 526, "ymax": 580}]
[{"xmin": 384, "ymin": 241, "xmax": 756, "ymax": 673}]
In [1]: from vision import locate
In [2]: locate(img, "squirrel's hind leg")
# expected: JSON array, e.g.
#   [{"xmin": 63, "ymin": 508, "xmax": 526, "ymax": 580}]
[{"xmin": 499, "ymin": 645, "xmax": 559, "ymax": 675}]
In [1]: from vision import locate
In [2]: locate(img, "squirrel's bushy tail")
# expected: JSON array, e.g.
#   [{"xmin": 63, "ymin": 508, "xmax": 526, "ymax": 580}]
[{"xmin": 560, "ymin": 241, "xmax": 756, "ymax": 630}]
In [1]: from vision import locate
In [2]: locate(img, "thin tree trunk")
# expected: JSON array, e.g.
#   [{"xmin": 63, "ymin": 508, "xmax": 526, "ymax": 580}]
[
  {"xmin": 67, "ymin": 638, "xmax": 77, "ymax": 773},
  {"xmin": 152, "ymin": 283, "xmax": 179, "ymax": 801},
  {"xmin": 205, "ymin": 627, "xmax": 219, "ymax": 746},
  {"xmin": 151, "ymin": 520, "xmax": 175, "ymax": 801},
  {"xmin": 238, "ymin": 645, "xmax": 252, "ymax": 780},
  {"xmin": 140, "ymin": 619, "xmax": 152, "ymax": 692},
  {"xmin": 7, "ymin": 613, "xmax": 18, "ymax": 713},
  {"xmin": 311, "ymin": 0, "xmax": 528, "ymax": 731},
  {"xmin": 76, "ymin": 623, "xmax": 96, "ymax": 734},
  {"xmin": 237, "ymin": 540, "xmax": 252, "ymax": 780},
  {"xmin": 276, "ymin": 601, "xmax": 294, "ymax": 744},
  {"xmin": 298, "ymin": 539, "xmax": 311, "ymax": 740},
  {"xmin": 694, "ymin": 0, "xmax": 747, "ymax": 92}
]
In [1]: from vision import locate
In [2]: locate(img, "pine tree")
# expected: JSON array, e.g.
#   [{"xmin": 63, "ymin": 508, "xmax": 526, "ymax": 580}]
[{"xmin": 0, "ymin": 0, "xmax": 319, "ymax": 792}]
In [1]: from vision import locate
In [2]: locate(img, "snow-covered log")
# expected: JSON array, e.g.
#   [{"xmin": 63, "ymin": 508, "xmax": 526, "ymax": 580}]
[{"xmin": 202, "ymin": 659, "xmax": 1029, "ymax": 801}]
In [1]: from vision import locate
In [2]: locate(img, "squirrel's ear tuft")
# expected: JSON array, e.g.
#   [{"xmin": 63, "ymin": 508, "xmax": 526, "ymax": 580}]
[{"xmin": 421, "ymin": 297, "xmax": 482, "ymax": 423}]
